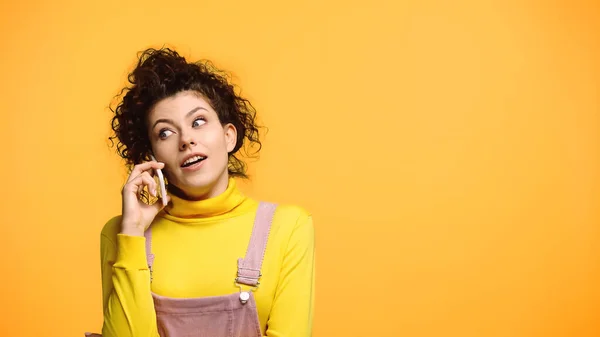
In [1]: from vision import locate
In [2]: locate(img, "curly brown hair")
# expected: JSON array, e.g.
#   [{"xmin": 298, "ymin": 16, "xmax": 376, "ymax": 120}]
[{"xmin": 108, "ymin": 47, "xmax": 262, "ymax": 179}]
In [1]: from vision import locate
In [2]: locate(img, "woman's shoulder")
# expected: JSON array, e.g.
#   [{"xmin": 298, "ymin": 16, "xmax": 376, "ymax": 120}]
[
  {"xmin": 266, "ymin": 202, "xmax": 315, "ymax": 253},
  {"xmin": 265, "ymin": 202, "xmax": 314, "ymax": 233},
  {"xmin": 100, "ymin": 215, "xmax": 123, "ymax": 245},
  {"xmin": 271, "ymin": 202, "xmax": 311, "ymax": 218}
]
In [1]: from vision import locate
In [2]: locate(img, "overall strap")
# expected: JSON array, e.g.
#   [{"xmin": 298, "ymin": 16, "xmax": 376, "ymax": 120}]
[
  {"xmin": 144, "ymin": 228, "xmax": 155, "ymax": 282},
  {"xmin": 236, "ymin": 202, "xmax": 277, "ymax": 287}
]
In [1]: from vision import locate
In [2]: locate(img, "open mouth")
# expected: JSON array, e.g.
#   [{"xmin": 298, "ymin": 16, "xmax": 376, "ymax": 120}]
[{"xmin": 181, "ymin": 155, "xmax": 206, "ymax": 168}]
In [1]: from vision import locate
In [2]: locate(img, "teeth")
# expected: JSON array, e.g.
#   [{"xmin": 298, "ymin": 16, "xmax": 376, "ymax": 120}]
[{"xmin": 183, "ymin": 155, "xmax": 205, "ymax": 166}]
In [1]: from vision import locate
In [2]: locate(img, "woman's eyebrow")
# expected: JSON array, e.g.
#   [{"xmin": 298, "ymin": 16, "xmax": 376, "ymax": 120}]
[{"xmin": 152, "ymin": 107, "xmax": 209, "ymax": 129}]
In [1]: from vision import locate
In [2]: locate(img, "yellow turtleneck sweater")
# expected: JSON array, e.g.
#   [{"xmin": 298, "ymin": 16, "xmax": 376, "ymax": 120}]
[{"xmin": 100, "ymin": 178, "xmax": 315, "ymax": 336}]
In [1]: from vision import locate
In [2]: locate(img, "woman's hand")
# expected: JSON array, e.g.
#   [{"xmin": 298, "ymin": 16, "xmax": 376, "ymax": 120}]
[{"xmin": 120, "ymin": 161, "xmax": 171, "ymax": 236}]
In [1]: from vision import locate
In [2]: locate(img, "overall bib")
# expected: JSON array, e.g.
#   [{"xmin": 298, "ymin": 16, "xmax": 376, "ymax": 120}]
[{"xmin": 86, "ymin": 202, "xmax": 277, "ymax": 337}]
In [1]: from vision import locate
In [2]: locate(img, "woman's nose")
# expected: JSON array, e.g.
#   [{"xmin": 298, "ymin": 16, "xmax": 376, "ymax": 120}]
[
  {"xmin": 179, "ymin": 138, "xmax": 196, "ymax": 150},
  {"xmin": 179, "ymin": 134, "xmax": 197, "ymax": 150}
]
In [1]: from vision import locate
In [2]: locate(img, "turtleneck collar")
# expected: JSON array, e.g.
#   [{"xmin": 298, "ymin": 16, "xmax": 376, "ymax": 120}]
[{"xmin": 163, "ymin": 178, "xmax": 248, "ymax": 219}]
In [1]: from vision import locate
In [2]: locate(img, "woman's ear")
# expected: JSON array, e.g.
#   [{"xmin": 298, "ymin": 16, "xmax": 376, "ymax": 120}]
[{"xmin": 224, "ymin": 123, "xmax": 238, "ymax": 153}]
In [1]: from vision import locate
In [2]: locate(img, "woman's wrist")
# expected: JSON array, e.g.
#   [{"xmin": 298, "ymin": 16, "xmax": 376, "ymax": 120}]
[{"xmin": 120, "ymin": 225, "xmax": 144, "ymax": 237}]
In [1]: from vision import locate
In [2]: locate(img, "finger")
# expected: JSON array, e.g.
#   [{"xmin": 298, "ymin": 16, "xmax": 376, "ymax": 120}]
[
  {"xmin": 139, "ymin": 174, "xmax": 157, "ymax": 197},
  {"xmin": 140, "ymin": 171, "xmax": 158, "ymax": 197},
  {"xmin": 123, "ymin": 173, "xmax": 158, "ymax": 197},
  {"xmin": 127, "ymin": 161, "xmax": 165, "ymax": 183}
]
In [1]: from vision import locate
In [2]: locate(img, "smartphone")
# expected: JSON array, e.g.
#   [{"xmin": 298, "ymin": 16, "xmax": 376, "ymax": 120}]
[{"xmin": 150, "ymin": 154, "xmax": 168, "ymax": 206}]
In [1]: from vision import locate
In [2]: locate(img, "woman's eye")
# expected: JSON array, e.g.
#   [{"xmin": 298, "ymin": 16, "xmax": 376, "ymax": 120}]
[
  {"xmin": 159, "ymin": 129, "xmax": 173, "ymax": 139},
  {"xmin": 192, "ymin": 118, "xmax": 206, "ymax": 128}
]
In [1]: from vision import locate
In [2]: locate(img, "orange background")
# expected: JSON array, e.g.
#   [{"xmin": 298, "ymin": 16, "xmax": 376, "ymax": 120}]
[{"xmin": 0, "ymin": 0, "xmax": 598, "ymax": 336}]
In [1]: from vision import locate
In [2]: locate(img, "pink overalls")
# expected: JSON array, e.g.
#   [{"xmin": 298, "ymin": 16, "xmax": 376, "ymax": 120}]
[{"xmin": 86, "ymin": 202, "xmax": 277, "ymax": 337}]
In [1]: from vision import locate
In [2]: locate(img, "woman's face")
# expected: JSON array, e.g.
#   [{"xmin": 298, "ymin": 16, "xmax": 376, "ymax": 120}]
[{"xmin": 147, "ymin": 90, "xmax": 237, "ymax": 199}]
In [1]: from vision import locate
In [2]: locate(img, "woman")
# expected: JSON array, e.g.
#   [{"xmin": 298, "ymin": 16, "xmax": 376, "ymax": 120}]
[{"xmin": 99, "ymin": 47, "xmax": 315, "ymax": 337}]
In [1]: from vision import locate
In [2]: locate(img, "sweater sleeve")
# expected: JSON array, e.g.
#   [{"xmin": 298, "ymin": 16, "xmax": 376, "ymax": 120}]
[
  {"xmin": 265, "ymin": 212, "xmax": 316, "ymax": 337},
  {"xmin": 100, "ymin": 219, "xmax": 159, "ymax": 337}
]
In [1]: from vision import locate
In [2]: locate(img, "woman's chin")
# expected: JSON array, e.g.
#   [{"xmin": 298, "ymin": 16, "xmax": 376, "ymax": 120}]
[
  {"xmin": 171, "ymin": 174, "xmax": 227, "ymax": 199},
  {"xmin": 180, "ymin": 181, "xmax": 213, "ymax": 194}
]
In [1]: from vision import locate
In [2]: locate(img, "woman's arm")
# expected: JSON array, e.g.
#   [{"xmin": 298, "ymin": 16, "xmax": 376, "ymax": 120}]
[
  {"xmin": 265, "ymin": 212, "xmax": 316, "ymax": 337},
  {"xmin": 100, "ymin": 217, "xmax": 159, "ymax": 337}
]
